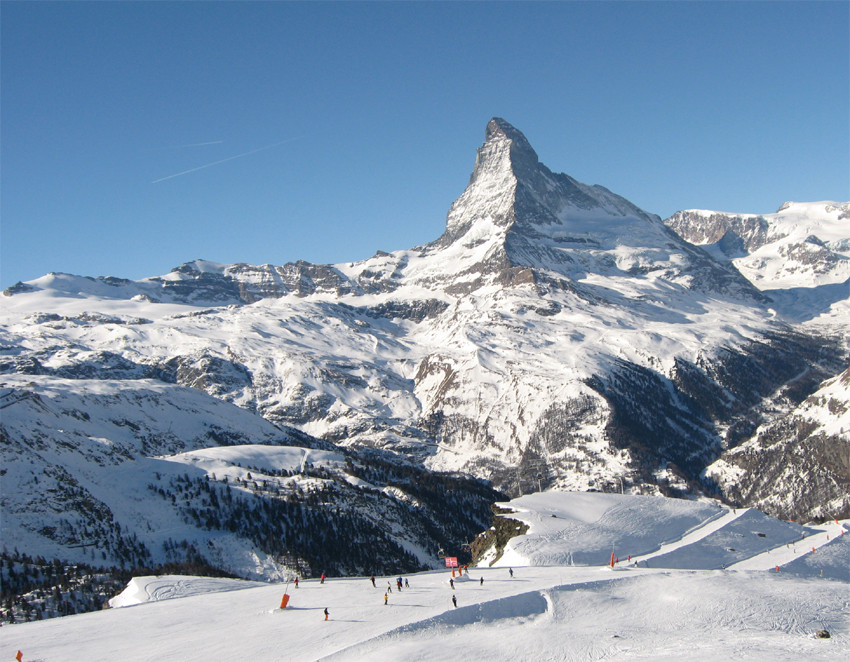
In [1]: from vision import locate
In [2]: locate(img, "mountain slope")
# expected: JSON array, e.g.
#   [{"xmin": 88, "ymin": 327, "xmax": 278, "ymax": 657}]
[
  {"xmin": 665, "ymin": 201, "xmax": 850, "ymax": 289},
  {"xmin": 705, "ymin": 367, "xmax": 850, "ymax": 521},
  {"xmin": 664, "ymin": 201, "xmax": 850, "ymax": 324},
  {"xmin": 0, "ymin": 374, "xmax": 502, "ymax": 600}
]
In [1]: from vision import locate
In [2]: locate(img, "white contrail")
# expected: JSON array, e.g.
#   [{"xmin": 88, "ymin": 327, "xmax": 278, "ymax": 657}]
[
  {"xmin": 152, "ymin": 137, "xmax": 299, "ymax": 184},
  {"xmin": 148, "ymin": 140, "xmax": 225, "ymax": 151}
]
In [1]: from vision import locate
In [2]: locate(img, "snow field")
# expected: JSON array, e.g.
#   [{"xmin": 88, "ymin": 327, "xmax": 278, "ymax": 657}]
[
  {"xmin": 4, "ymin": 563, "xmax": 846, "ymax": 661},
  {"xmin": 327, "ymin": 572, "xmax": 849, "ymax": 662}
]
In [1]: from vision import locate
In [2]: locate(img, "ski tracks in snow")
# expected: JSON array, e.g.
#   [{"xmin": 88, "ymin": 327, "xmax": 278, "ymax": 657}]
[
  {"xmin": 630, "ymin": 506, "xmax": 748, "ymax": 566},
  {"xmin": 727, "ymin": 518, "xmax": 848, "ymax": 571}
]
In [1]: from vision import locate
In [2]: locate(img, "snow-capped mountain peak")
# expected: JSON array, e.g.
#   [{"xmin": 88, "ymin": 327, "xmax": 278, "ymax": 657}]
[
  {"xmin": 482, "ymin": 116, "xmax": 540, "ymax": 172},
  {"xmin": 410, "ymin": 118, "xmax": 761, "ymax": 302},
  {"xmin": 442, "ymin": 118, "xmax": 657, "ymax": 249},
  {"xmin": 439, "ymin": 118, "xmax": 522, "ymax": 244}
]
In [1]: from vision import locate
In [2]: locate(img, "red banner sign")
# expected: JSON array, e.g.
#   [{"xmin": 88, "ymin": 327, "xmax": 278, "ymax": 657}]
[{"xmin": 445, "ymin": 556, "xmax": 458, "ymax": 568}]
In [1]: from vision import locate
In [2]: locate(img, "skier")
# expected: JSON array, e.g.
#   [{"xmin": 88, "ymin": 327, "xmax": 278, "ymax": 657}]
[
  {"xmin": 450, "ymin": 578, "xmax": 454, "ymax": 589},
  {"xmin": 387, "ymin": 582, "xmax": 392, "ymax": 593},
  {"xmin": 294, "ymin": 577, "xmax": 299, "ymax": 589},
  {"xmin": 480, "ymin": 577, "xmax": 484, "ymax": 586},
  {"xmin": 452, "ymin": 594, "xmax": 457, "ymax": 608},
  {"xmin": 370, "ymin": 575, "xmax": 376, "ymax": 587},
  {"xmin": 404, "ymin": 578, "xmax": 409, "ymax": 588},
  {"xmin": 384, "ymin": 592, "xmax": 388, "ymax": 605},
  {"xmin": 509, "ymin": 568, "xmax": 514, "ymax": 578},
  {"xmin": 324, "ymin": 607, "xmax": 329, "ymax": 621},
  {"xmin": 397, "ymin": 577, "xmax": 402, "ymax": 591},
  {"xmin": 321, "ymin": 573, "xmax": 326, "ymax": 584}
]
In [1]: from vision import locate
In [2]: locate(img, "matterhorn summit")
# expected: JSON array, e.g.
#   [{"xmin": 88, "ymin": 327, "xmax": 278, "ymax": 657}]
[
  {"xmin": 360, "ymin": 118, "xmax": 762, "ymax": 299},
  {"xmin": 443, "ymin": 117, "xmax": 656, "ymax": 246}
]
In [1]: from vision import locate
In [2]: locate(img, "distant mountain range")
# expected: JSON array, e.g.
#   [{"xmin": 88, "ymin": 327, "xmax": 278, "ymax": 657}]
[{"xmin": 1, "ymin": 118, "xmax": 847, "ymax": 618}]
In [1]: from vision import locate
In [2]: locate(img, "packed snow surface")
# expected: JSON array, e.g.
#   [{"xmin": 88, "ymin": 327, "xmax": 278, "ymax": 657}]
[
  {"xmin": 107, "ymin": 575, "xmax": 267, "ymax": 608},
  {"xmin": 2, "ymin": 493, "xmax": 846, "ymax": 661}
]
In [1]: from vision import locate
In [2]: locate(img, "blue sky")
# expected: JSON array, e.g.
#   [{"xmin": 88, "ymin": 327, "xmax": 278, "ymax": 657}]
[{"xmin": 2, "ymin": 1, "xmax": 848, "ymax": 289}]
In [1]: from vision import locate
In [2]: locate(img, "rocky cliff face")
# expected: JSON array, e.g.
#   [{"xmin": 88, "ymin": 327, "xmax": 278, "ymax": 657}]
[
  {"xmin": 2, "ymin": 118, "xmax": 848, "ymax": 528},
  {"xmin": 705, "ymin": 367, "xmax": 850, "ymax": 522},
  {"xmin": 664, "ymin": 202, "xmax": 850, "ymax": 293}
]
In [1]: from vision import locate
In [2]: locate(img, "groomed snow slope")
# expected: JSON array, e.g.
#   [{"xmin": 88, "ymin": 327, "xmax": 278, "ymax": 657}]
[
  {"xmin": 488, "ymin": 493, "xmax": 830, "ymax": 571},
  {"xmin": 2, "ymin": 493, "xmax": 847, "ymax": 661}
]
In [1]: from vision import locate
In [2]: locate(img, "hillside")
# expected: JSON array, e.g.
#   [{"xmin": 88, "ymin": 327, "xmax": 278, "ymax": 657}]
[{"xmin": 0, "ymin": 374, "xmax": 502, "ymax": 623}]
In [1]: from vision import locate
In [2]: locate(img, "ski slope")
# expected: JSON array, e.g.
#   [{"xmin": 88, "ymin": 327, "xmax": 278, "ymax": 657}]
[{"xmin": 2, "ymin": 493, "xmax": 847, "ymax": 661}]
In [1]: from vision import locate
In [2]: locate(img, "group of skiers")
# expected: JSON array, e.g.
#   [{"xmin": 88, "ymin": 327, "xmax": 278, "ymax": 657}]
[
  {"xmin": 289, "ymin": 567, "xmax": 515, "ymax": 619},
  {"xmin": 376, "ymin": 575, "xmax": 412, "ymax": 605}
]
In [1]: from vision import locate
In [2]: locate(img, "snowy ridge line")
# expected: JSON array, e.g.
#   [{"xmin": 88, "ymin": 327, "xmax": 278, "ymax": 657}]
[
  {"xmin": 109, "ymin": 575, "xmax": 267, "ymax": 609},
  {"xmin": 484, "ymin": 494, "xmax": 841, "ymax": 572},
  {"xmin": 488, "ymin": 493, "xmax": 737, "ymax": 568}
]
